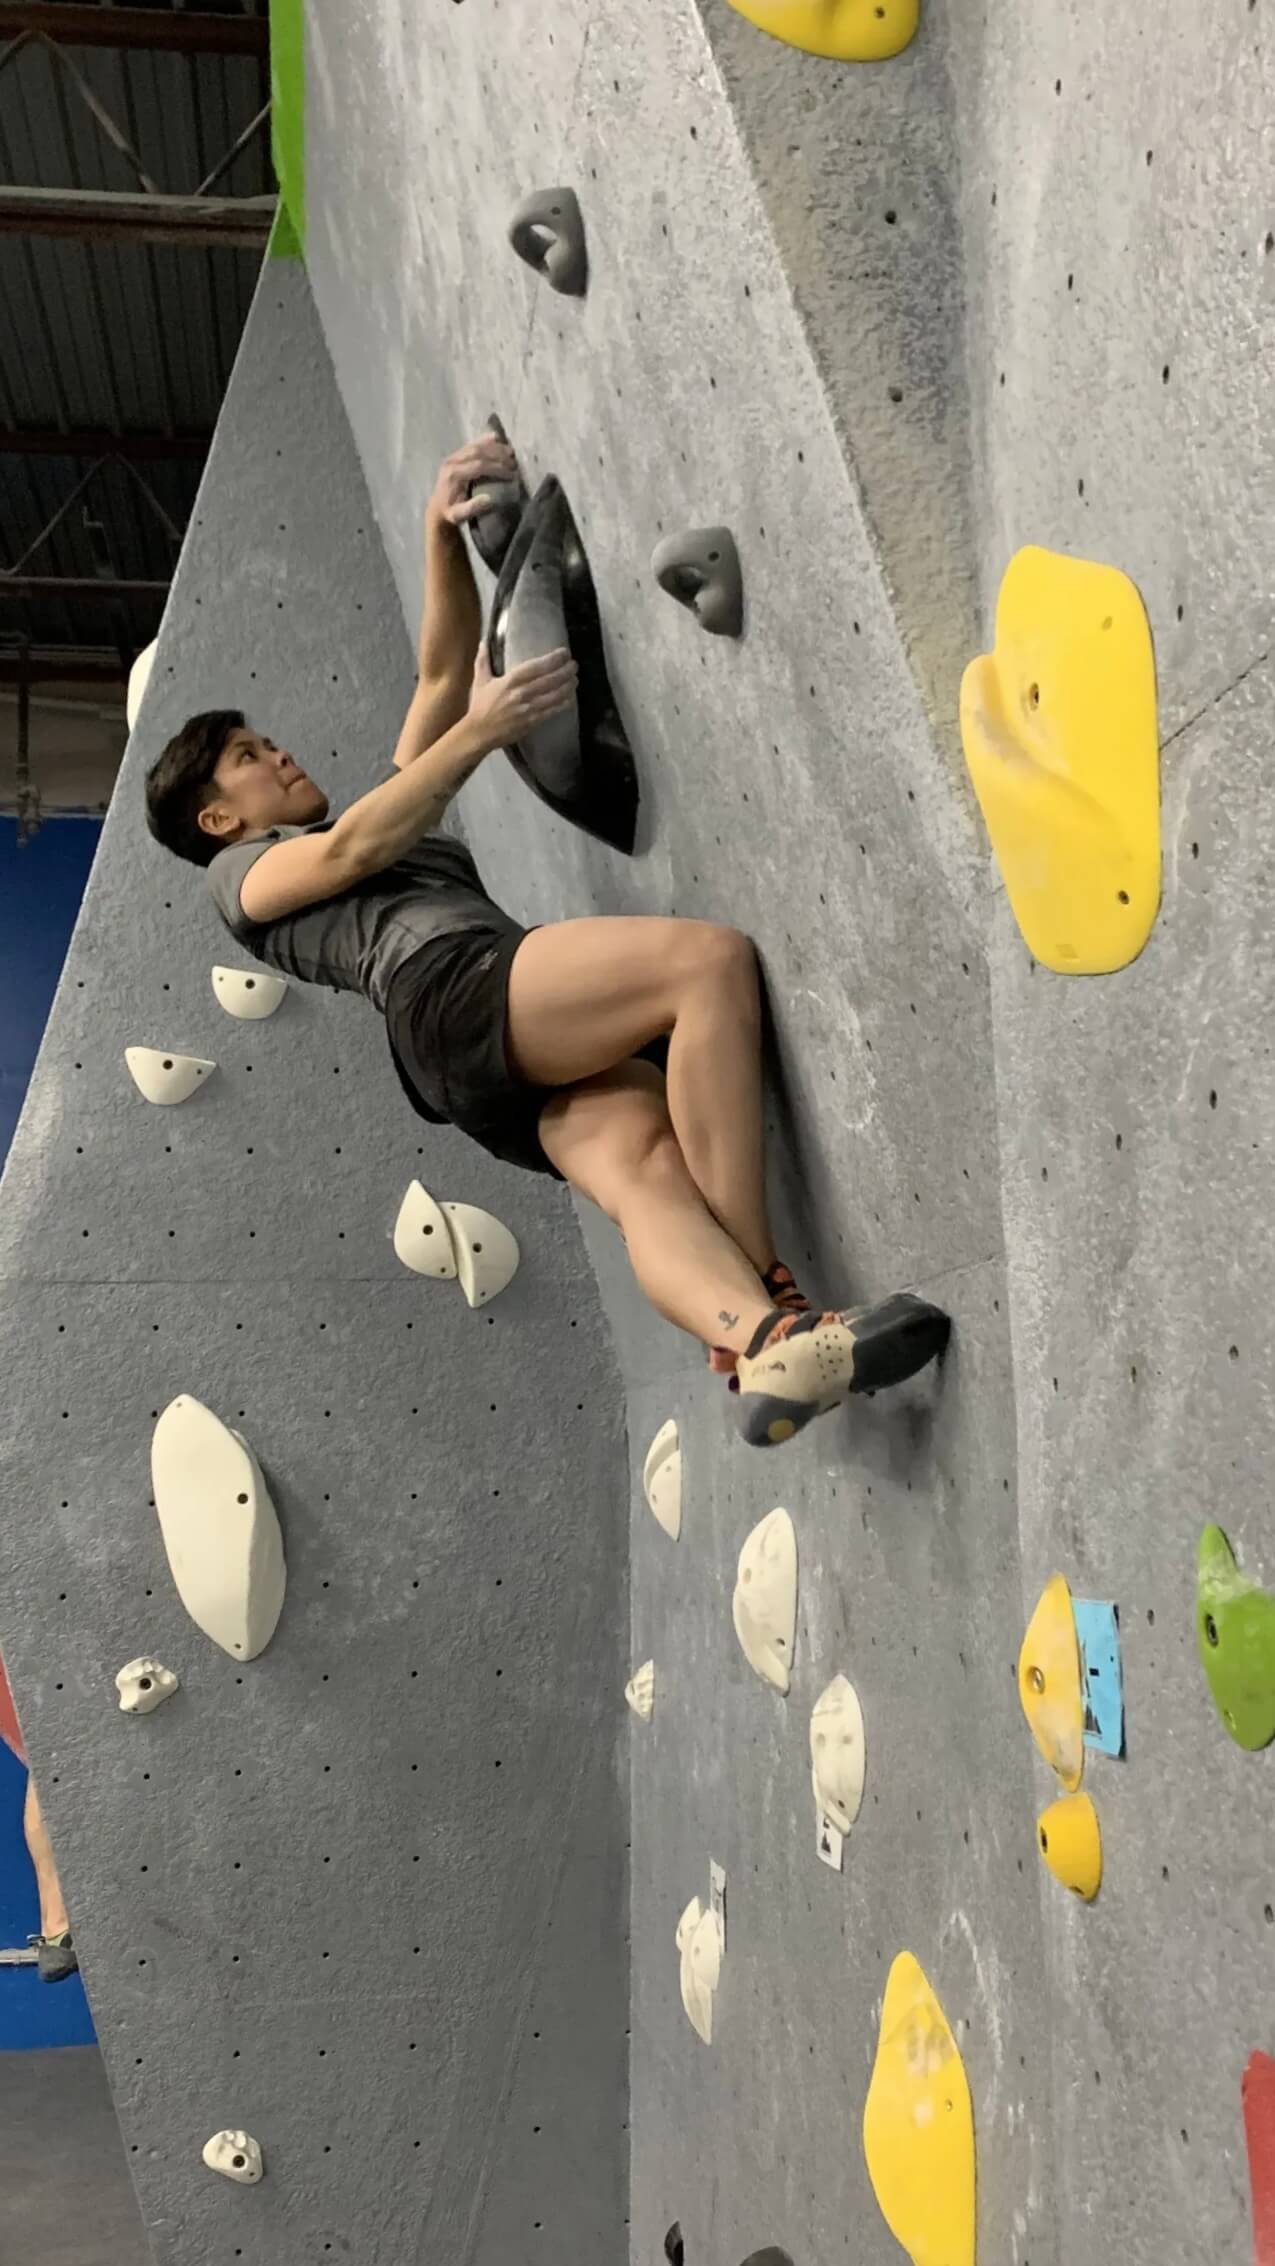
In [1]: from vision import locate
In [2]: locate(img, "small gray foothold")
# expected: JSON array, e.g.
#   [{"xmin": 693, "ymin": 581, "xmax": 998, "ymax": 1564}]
[
  {"xmin": 651, "ymin": 527, "xmax": 743, "ymax": 637},
  {"xmin": 507, "ymin": 186, "xmax": 588, "ymax": 296}
]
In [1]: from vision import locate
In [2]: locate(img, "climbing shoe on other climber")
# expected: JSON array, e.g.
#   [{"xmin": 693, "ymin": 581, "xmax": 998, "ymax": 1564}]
[
  {"xmin": 732, "ymin": 1292, "xmax": 950, "ymax": 1448},
  {"xmin": 30, "ymin": 1930, "xmax": 78, "ymax": 1984},
  {"xmin": 709, "ymin": 1259, "xmax": 811, "ymax": 1384}
]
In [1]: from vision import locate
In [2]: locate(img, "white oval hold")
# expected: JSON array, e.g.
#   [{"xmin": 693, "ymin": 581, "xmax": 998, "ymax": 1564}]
[
  {"xmin": 115, "ymin": 1658, "xmax": 179, "ymax": 1716},
  {"xmin": 392, "ymin": 1181, "xmax": 458, "ymax": 1281},
  {"xmin": 732, "ymin": 1508, "xmax": 797, "ymax": 1694},
  {"xmin": 211, "ymin": 966, "xmax": 288, "ymax": 1021},
  {"xmin": 126, "ymin": 640, "xmax": 157, "ymax": 732},
  {"xmin": 643, "ymin": 1419, "xmax": 681, "ymax": 1541},
  {"xmin": 150, "ymin": 1397, "xmax": 286, "ymax": 1661},
  {"xmin": 125, "ymin": 1047, "xmax": 216, "ymax": 1106},
  {"xmin": 678, "ymin": 1897, "xmax": 721, "ymax": 2046},
  {"xmin": 441, "ymin": 1201, "xmax": 519, "ymax": 1308},
  {"xmin": 810, "ymin": 1674, "xmax": 866, "ymax": 1835},
  {"xmin": 202, "ymin": 2130, "xmax": 263, "ymax": 2185},
  {"xmin": 625, "ymin": 1660, "xmax": 655, "ymax": 1722}
]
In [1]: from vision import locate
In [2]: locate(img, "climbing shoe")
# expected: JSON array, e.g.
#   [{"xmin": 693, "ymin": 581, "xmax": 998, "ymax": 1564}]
[
  {"xmin": 733, "ymin": 1292, "xmax": 951, "ymax": 1448},
  {"xmin": 31, "ymin": 1931, "xmax": 78, "ymax": 1984},
  {"xmin": 708, "ymin": 1259, "xmax": 812, "ymax": 1383}
]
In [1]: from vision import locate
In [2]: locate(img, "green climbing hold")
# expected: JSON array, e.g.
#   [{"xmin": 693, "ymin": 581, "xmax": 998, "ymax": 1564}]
[{"xmin": 1196, "ymin": 1525, "xmax": 1275, "ymax": 1750}]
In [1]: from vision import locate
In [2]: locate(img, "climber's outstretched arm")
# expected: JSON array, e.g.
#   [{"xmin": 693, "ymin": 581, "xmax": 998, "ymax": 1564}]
[{"xmin": 393, "ymin": 433, "xmax": 517, "ymax": 770}]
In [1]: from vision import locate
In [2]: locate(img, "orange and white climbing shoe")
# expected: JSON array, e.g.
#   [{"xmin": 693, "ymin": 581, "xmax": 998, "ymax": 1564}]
[
  {"xmin": 732, "ymin": 1292, "xmax": 951, "ymax": 1448},
  {"xmin": 708, "ymin": 1260, "xmax": 812, "ymax": 1385}
]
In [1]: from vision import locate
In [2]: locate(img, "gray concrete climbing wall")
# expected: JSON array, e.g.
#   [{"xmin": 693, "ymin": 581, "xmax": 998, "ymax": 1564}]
[
  {"xmin": 297, "ymin": 4, "xmax": 1275, "ymax": 2264},
  {"xmin": 0, "ymin": 262, "xmax": 629, "ymax": 2266}
]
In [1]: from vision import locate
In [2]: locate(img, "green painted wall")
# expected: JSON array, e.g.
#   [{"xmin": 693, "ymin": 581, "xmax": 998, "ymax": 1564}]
[{"xmin": 270, "ymin": 0, "xmax": 304, "ymax": 256}]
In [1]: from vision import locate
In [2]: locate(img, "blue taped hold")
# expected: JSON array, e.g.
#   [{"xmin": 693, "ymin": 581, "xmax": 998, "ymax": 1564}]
[{"xmin": 1074, "ymin": 1598, "xmax": 1124, "ymax": 1758}]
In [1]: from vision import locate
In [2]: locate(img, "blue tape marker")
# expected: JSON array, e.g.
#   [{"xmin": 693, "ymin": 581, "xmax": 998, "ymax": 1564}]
[{"xmin": 1074, "ymin": 1598, "xmax": 1124, "ymax": 1758}]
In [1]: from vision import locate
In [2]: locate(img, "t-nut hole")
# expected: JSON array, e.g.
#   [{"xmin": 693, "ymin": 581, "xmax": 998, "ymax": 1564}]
[
  {"xmin": 1117, "ymin": 890, "xmax": 1130, "ymax": 905},
  {"xmin": 232, "ymin": 2155, "xmax": 246, "ymax": 2170},
  {"xmin": 707, "ymin": 550, "xmax": 720, "ymax": 564},
  {"xmin": 162, "ymin": 1058, "xmax": 174, "ymax": 1071},
  {"xmin": 246, "ymin": 978, "xmax": 256, "ymax": 989},
  {"xmin": 1029, "ymin": 1665, "xmax": 1046, "ymax": 1694},
  {"xmin": 236, "ymin": 1493, "xmax": 248, "ymax": 1505},
  {"xmin": 1038, "ymin": 1827, "xmax": 1049, "ymax": 1854},
  {"xmin": 139, "ymin": 1678, "xmax": 152, "ymax": 1691},
  {"xmin": 1028, "ymin": 683, "xmax": 1041, "ymax": 710},
  {"xmin": 473, "ymin": 1242, "xmax": 483, "ymax": 1254},
  {"xmin": 1205, "ymin": 1613, "xmax": 1219, "ymax": 1647}
]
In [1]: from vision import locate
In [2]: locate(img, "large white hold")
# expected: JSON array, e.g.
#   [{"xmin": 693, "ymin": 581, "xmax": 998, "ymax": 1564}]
[
  {"xmin": 732, "ymin": 1508, "xmax": 798, "ymax": 1694},
  {"xmin": 211, "ymin": 966, "xmax": 288, "ymax": 1020},
  {"xmin": 677, "ymin": 1894, "xmax": 722, "ymax": 2046},
  {"xmin": 441, "ymin": 1201, "xmax": 519, "ymax": 1308},
  {"xmin": 643, "ymin": 1419, "xmax": 682, "ymax": 1540},
  {"xmin": 150, "ymin": 1397, "xmax": 286, "ymax": 1661},
  {"xmin": 810, "ymin": 1674, "xmax": 866, "ymax": 1835},
  {"xmin": 125, "ymin": 1047, "xmax": 216, "ymax": 1106},
  {"xmin": 126, "ymin": 639, "xmax": 157, "ymax": 732},
  {"xmin": 115, "ymin": 1658, "xmax": 179, "ymax": 1716},
  {"xmin": 625, "ymin": 1661, "xmax": 655, "ymax": 1722},
  {"xmin": 202, "ymin": 2130, "xmax": 263, "ymax": 2185},
  {"xmin": 392, "ymin": 1181, "xmax": 459, "ymax": 1281}
]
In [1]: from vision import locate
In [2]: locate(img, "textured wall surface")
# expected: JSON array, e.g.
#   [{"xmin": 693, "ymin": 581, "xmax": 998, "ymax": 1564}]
[
  {"xmin": 297, "ymin": 4, "xmax": 1275, "ymax": 2266},
  {"xmin": 0, "ymin": 264, "xmax": 629, "ymax": 2266}
]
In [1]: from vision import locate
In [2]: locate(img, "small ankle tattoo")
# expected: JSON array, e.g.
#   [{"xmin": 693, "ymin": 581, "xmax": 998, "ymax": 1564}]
[{"xmin": 717, "ymin": 1310, "xmax": 739, "ymax": 1332}]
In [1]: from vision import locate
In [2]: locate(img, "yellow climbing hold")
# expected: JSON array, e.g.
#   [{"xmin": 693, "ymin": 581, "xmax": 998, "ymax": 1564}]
[
  {"xmin": 1018, "ymin": 1574, "xmax": 1084, "ymax": 1791},
  {"xmin": 862, "ymin": 1951, "xmax": 975, "ymax": 2266},
  {"xmin": 1037, "ymin": 1791, "xmax": 1102, "ymax": 1901},
  {"xmin": 959, "ymin": 545, "xmax": 1160, "ymax": 974},
  {"xmin": 722, "ymin": 0, "xmax": 919, "ymax": 64}
]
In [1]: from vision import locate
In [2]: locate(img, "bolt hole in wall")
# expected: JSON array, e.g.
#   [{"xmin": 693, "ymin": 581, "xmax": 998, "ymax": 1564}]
[{"xmin": 0, "ymin": 813, "xmax": 101, "ymax": 2051}]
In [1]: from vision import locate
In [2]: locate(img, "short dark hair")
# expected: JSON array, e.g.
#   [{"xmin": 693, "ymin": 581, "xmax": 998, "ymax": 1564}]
[{"xmin": 144, "ymin": 709, "xmax": 246, "ymax": 867}]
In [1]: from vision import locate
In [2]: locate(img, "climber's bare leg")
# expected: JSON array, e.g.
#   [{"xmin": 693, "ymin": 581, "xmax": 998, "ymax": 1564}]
[
  {"xmin": 537, "ymin": 1061, "xmax": 773, "ymax": 1353},
  {"xmin": 507, "ymin": 917, "xmax": 774, "ymax": 1277}
]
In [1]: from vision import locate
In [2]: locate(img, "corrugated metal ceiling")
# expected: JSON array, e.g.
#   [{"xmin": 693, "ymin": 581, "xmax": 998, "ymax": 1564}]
[{"xmin": 0, "ymin": 0, "xmax": 273, "ymax": 672}]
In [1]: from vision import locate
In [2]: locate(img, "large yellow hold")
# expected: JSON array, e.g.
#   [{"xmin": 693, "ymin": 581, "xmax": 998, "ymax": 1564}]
[
  {"xmin": 862, "ymin": 1952, "xmax": 975, "ymax": 2266},
  {"xmin": 722, "ymin": 0, "xmax": 919, "ymax": 63},
  {"xmin": 1018, "ymin": 1574, "xmax": 1085, "ymax": 1791},
  {"xmin": 960, "ymin": 546, "xmax": 1160, "ymax": 974}
]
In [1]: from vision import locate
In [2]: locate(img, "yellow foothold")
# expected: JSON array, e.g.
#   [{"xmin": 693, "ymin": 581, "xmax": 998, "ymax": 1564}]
[
  {"xmin": 1036, "ymin": 1791, "xmax": 1102, "ymax": 1902},
  {"xmin": 862, "ymin": 1952, "xmax": 975, "ymax": 2266},
  {"xmin": 959, "ymin": 545, "xmax": 1160, "ymax": 974},
  {"xmin": 1018, "ymin": 1573, "xmax": 1084, "ymax": 1791},
  {"xmin": 722, "ymin": 0, "xmax": 919, "ymax": 64}
]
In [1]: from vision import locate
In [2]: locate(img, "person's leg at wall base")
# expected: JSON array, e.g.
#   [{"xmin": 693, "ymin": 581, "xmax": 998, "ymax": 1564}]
[{"xmin": 24, "ymin": 1774, "xmax": 78, "ymax": 1983}]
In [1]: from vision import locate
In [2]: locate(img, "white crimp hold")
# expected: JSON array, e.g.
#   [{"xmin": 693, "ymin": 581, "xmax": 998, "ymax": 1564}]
[
  {"xmin": 124, "ymin": 1047, "xmax": 216, "ymax": 1105},
  {"xmin": 211, "ymin": 966, "xmax": 288, "ymax": 1020},
  {"xmin": 643, "ymin": 1419, "xmax": 681, "ymax": 1540},
  {"xmin": 392, "ymin": 1181, "xmax": 459, "ymax": 1280},
  {"xmin": 440, "ymin": 1201, "xmax": 520, "ymax": 1308}
]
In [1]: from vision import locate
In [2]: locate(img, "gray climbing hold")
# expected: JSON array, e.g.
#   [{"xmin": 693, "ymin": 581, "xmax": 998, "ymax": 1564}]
[
  {"xmin": 652, "ymin": 527, "xmax": 743, "ymax": 637},
  {"xmin": 488, "ymin": 475, "xmax": 638, "ymax": 854},
  {"xmin": 465, "ymin": 412, "xmax": 528, "ymax": 578},
  {"xmin": 507, "ymin": 186, "xmax": 588, "ymax": 297}
]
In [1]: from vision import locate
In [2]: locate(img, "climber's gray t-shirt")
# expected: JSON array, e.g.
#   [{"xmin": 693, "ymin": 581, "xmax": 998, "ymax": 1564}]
[{"xmin": 206, "ymin": 814, "xmax": 504, "ymax": 1013}]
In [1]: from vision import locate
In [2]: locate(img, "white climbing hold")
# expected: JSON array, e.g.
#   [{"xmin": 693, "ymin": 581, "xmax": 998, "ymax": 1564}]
[
  {"xmin": 625, "ymin": 1661, "xmax": 655, "ymax": 1722},
  {"xmin": 732, "ymin": 1508, "xmax": 798, "ymax": 1694},
  {"xmin": 126, "ymin": 639, "xmax": 157, "ymax": 731},
  {"xmin": 677, "ymin": 1895, "xmax": 722, "ymax": 2046},
  {"xmin": 440, "ymin": 1201, "xmax": 519, "ymax": 1308},
  {"xmin": 643, "ymin": 1419, "xmax": 682, "ymax": 1541},
  {"xmin": 125, "ymin": 1047, "xmax": 216, "ymax": 1106},
  {"xmin": 211, "ymin": 966, "xmax": 288, "ymax": 1021},
  {"xmin": 150, "ymin": 1397, "xmax": 286, "ymax": 1661},
  {"xmin": 115, "ymin": 1658, "xmax": 179, "ymax": 1716},
  {"xmin": 392, "ymin": 1181, "xmax": 459, "ymax": 1281},
  {"xmin": 202, "ymin": 2130, "xmax": 263, "ymax": 2185},
  {"xmin": 809, "ymin": 1674, "xmax": 866, "ymax": 1836}
]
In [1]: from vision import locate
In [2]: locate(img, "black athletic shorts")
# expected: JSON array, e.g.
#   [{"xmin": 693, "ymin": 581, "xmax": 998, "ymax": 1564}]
[{"xmin": 383, "ymin": 922, "xmax": 565, "ymax": 1181}]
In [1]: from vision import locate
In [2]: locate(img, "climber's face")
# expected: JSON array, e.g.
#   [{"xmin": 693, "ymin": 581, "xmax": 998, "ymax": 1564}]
[{"xmin": 198, "ymin": 725, "xmax": 330, "ymax": 850}]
